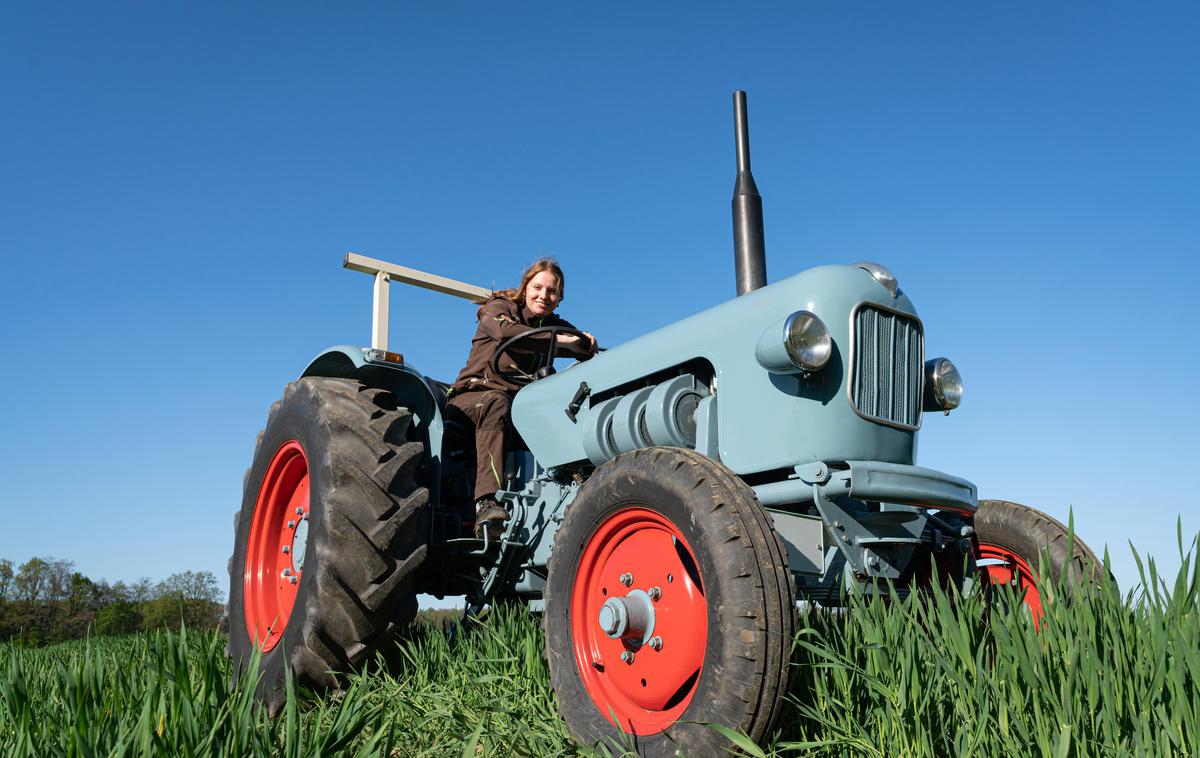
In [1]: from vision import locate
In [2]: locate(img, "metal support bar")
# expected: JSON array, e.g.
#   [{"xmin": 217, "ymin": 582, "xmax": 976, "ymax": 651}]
[
  {"xmin": 751, "ymin": 461, "xmax": 977, "ymax": 511},
  {"xmin": 750, "ymin": 461, "xmax": 975, "ymax": 581},
  {"xmin": 345, "ymin": 252, "xmax": 493, "ymax": 352},
  {"xmin": 344, "ymin": 252, "xmax": 492, "ymax": 301},
  {"xmin": 811, "ymin": 483, "xmax": 925, "ymax": 579},
  {"xmin": 372, "ymin": 272, "xmax": 390, "ymax": 351},
  {"xmin": 843, "ymin": 461, "xmax": 977, "ymax": 510}
]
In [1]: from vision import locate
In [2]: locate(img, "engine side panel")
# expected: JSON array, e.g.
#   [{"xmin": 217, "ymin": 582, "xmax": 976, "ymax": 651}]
[{"xmin": 511, "ymin": 264, "xmax": 920, "ymax": 475}]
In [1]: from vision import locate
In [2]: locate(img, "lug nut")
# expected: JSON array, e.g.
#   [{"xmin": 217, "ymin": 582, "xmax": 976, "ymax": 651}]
[
  {"xmin": 295, "ymin": 507, "xmax": 303, "ymax": 515},
  {"xmin": 647, "ymin": 586, "xmax": 662, "ymax": 601},
  {"xmin": 620, "ymin": 651, "xmax": 635, "ymax": 664},
  {"xmin": 289, "ymin": 576, "xmax": 298, "ymax": 584},
  {"xmin": 619, "ymin": 573, "xmax": 633, "ymax": 586},
  {"xmin": 648, "ymin": 636, "xmax": 663, "ymax": 651},
  {"xmin": 282, "ymin": 546, "xmax": 290, "ymax": 554},
  {"xmin": 282, "ymin": 569, "xmax": 291, "ymax": 577},
  {"xmin": 287, "ymin": 520, "xmax": 295, "ymax": 528}
]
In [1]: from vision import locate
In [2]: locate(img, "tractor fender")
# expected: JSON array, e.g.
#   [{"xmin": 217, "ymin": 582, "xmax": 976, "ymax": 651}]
[{"xmin": 301, "ymin": 346, "xmax": 446, "ymax": 496}]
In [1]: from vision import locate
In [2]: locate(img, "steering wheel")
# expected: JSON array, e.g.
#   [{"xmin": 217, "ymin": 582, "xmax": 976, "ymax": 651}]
[{"xmin": 490, "ymin": 326, "xmax": 592, "ymax": 384}]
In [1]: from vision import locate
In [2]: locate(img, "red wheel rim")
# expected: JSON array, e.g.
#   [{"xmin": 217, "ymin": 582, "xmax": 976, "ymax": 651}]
[
  {"xmin": 975, "ymin": 542, "xmax": 1045, "ymax": 624},
  {"xmin": 243, "ymin": 440, "xmax": 310, "ymax": 652},
  {"xmin": 570, "ymin": 507, "xmax": 708, "ymax": 735}
]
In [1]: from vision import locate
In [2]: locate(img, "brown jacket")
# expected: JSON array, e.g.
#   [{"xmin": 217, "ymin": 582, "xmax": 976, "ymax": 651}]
[{"xmin": 450, "ymin": 296, "xmax": 593, "ymax": 395}]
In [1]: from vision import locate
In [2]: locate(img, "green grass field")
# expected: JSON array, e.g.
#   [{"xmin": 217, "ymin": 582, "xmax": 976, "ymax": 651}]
[{"xmin": 3, "ymin": 543, "xmax": 1197, "ymax": 757}]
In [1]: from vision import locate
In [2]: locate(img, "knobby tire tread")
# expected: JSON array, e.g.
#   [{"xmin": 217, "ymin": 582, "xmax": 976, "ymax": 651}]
[
  {"xmin": 974, "ymin": 499, "xmax": 1103, "ymax": 586},
  {"xmin": 228, "ymin": 377, "xmax": 427, "ymax": 709},
  {"xmin": 686, "ymin": 448, "xmax": 796, "ymax": 742}
]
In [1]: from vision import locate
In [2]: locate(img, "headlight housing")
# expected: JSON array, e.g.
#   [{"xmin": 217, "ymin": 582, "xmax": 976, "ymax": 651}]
[
  {"xmin": 756, "ymin": 310, "xmax": 832, "ymax": 374},
  {"xmin": 923, "ymin": 357, "xmax": 963, "ymax": 412}
]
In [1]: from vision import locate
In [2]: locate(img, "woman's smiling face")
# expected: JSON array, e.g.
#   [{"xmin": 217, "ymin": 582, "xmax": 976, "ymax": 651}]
[{"xmin": 524, "ymin": 271, "xmax": 561, "ymax": 317}]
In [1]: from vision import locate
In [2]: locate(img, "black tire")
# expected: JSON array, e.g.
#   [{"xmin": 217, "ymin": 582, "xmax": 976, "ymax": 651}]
[
  {"xmin": 544, "ymin": 447, "xmax": 795, "ymax": 757},
  {"xmin": 973, "ymin": 499, "xmax": 1102, "ymax": 594},
  {"xmin": 227, "ymin": 377, "xmax": 428, "ymax": 711}
]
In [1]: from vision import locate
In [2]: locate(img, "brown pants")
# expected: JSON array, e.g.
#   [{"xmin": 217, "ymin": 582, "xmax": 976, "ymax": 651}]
[{"xmin": 445, "ymin": 390, "xmax": 513, "ymax": 501}]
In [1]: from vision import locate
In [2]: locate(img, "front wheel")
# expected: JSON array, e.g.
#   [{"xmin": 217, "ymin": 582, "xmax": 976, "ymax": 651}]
[
  {"xmin": 973, "ymin": 499, "xmax": 1102, "ymax": 621},
  {"xmin": 544, "ymin": 448, "xmax": 795, "ymax": 756}
]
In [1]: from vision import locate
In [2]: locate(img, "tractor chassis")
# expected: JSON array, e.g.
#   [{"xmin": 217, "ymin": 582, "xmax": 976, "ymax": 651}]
[{"xmin": 425, "ymin": 457, "xmax": 978, "ymax": 609}]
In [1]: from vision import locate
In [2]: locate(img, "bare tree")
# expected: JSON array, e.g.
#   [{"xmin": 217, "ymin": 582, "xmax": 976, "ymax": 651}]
[
  {"xmin": 44, "ymin": 559, "xmax": 76, "ymax": 603},
  {"xmin": 129, "ymin": 578, "xmax": 155, "ymax": 604},
  {"xmin": 156, "ymin": 570, "xmax": 221, "ymax": 603},
  {"xmin": 92, "ymin": 579, "xmax": 132, "ymax": 606}
]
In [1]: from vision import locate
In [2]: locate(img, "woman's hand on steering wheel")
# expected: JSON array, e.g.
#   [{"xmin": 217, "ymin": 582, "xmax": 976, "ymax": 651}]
[
  {"xmin": 490, "ymin": 326, "xmax": 597, "ymax": 384},
  {"xmin": 557, "ymin": 331, "xmax": 597, "ymax": 354}
]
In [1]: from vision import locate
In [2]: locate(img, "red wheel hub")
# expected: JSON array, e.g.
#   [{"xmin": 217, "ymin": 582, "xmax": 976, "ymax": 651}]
[
  {"xmin": 243, "ymin": 440, "xmax": 310, "ymax": 651},
  {"xmin": 570, "ymin": 507, "xmax": 708, "ymax": 735},
  {"xmin": 976, "ymin": 542, "xmax": 1045, "ymax": 624}
]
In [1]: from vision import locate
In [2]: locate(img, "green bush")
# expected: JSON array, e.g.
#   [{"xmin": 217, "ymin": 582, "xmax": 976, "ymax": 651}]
[
  {"xmin": 94, "ymin": 601, "xmax": 140, "ymax": 637},
  {"xmin": 138, "ymin": 596, "xmax": 222, "ymax": 632}
]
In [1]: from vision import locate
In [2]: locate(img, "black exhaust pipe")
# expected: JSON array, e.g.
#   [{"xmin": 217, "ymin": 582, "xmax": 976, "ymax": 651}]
[{"xmin": 732, "ymin": 90, "xmax": 767, "ymax": 296}]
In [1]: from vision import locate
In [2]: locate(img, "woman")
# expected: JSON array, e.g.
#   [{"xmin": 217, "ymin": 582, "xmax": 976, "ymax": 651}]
[{"xmin": 446, "ymin": 258, "xmax": 596, "ymax": 538}]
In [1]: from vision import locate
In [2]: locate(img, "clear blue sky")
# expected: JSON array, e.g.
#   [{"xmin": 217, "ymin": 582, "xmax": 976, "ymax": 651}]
[{"xmin": 2, "ymin": 3, "xmax": 1197, "ymax": 598}]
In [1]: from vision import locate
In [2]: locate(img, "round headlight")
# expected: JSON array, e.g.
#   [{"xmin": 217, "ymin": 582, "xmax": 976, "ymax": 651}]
[
  {"xmin": 784, "ymin": 310, "xmax": 832, "ymax": 372},
  {"xmin": 924, "ymin": 357, "xmax": 963, "ymax": 411}
]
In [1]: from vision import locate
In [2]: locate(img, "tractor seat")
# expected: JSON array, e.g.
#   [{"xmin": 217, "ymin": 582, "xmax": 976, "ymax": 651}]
[
  {"xmin": 424, "ymin": 376, "xmax": 470, "ymax": 440},
  {"xmin": 424, "ymin": 377, "xmax": 452, "ymax": 411},
  {"xmin": 423, "ymin": 377, "xmax": 474, "ymax": 452}
]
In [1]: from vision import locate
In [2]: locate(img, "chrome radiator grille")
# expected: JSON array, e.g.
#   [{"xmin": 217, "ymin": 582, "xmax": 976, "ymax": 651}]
[{"xmin": 851, "ymin": 305, "xmax": 923, "ymax": 429}]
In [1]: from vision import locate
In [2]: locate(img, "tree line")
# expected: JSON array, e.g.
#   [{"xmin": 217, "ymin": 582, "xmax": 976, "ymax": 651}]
[{"xmin": 0, "ymin": 557, "xmax": 224, "ymax": 646}]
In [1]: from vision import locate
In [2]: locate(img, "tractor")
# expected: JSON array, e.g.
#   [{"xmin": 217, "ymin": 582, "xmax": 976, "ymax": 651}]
[{"xmin": 227, "ymin": 92, "xmax": 1100, "ymax": 755}]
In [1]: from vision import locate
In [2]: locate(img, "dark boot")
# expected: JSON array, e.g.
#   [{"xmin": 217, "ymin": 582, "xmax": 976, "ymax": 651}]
[{"xmin": 473, "ymin": 498, "xmax": 508, "ymax": 541}]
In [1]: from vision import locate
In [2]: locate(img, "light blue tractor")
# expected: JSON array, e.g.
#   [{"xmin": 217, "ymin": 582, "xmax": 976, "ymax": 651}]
[{"xmin": 227, "ymin": 92, "xmax": 1099, "ymax": 755}]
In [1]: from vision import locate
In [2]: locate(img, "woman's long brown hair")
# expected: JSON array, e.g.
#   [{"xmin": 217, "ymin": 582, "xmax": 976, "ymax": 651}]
[{"xmin": 476, "ymin": 258, "xmax": 565, "ymax": 320}]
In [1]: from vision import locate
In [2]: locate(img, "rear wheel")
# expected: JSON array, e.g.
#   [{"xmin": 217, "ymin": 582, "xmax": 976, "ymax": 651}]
[
  {"xmin": 973, "ymin": 499, "xmax": 1101, "ymax": 622},
  {"xmin": 545, "ymin": 447, "xmax": 795, "ymax": 756},
  {"xmin": 227, "ymin": 377, "xmax": 428, "ymax": 711}
]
